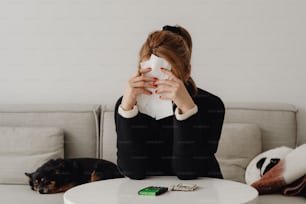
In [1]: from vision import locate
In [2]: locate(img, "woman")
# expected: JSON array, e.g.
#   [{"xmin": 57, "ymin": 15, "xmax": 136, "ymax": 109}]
[{"xmin": 115, "ymin": 25, "xmax": 225, "ymax": 180}]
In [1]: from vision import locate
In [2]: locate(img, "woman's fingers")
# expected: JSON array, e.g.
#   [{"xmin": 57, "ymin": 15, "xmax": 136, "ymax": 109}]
[
  {"xmin": 129, "ymin": 76, "xmax": 157, "ymax": 90},
  {"xmin": 154, "ymin": 75, "xmax": 184, "ymax": 101},
  {"xmin": 130, "ymin": 68, "xmax": 158, "ymax": 89},
  {"xmin": 154, "ymin": 68, "xmax": 181, "ymax": 88},
  {"xmin": 140, "ymin": 67, "xmax": 152, "ymax": 73},
  {"xmin": 127, "ymin": 67, "xmax": 183, "ymax": 99},
  {"xmin": 121, "ymin": 67, "xmax": 154, "ymax": 110},
  {"xmin": 154, "ymin": 79, "xmax": 177, "ymax": 87},
  {"xmin": 131, "ymin": 67, "xmax": 151, "ymax": 78},
  {"xmin": 155, "ymin": 84, "xmax": 175, "ymax": 100},
  {"xmin": 159, "ymin": 94, "xmax": 172, "ymax": 100},
  {"xmin": 139, "ymin": 67, "xmax": 152, "ymax": 75},
  {"xmin": 155, "ymin": 86, "xmax": 172, "ymax": 95},
  {"xmin": 131, "ymin": 76, "xmax": 157, "ymax": 88},
  {"xmin": 136, "ymin": 88, "xmax": 152, "ymax": 95},
  {"xmin": 132, "ymin": 81, "xmax": 157, "ymax": 88},
  {"xmin": 160, "ymin": 68, "xmax": 179, "ymax": 82},
  {"xmin": 134, "ymin": 75, "xmax": 157, "ymax": 83}
]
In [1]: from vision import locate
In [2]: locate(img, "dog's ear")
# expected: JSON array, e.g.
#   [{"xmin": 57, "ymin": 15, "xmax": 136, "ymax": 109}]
[
  {"xmin": 25, "ymin": 172, "xmax": 33, "ymax": 178},
  {"xmin": 256, "ymin": 157, "xmax": 266, "ymax": 170}
]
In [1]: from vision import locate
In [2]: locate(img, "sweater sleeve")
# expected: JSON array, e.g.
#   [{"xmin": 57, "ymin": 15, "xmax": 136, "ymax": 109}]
[
  {"xmin": 206, "ymin": 97, "xmax": 225, "ymax": 153},
  {"xmin": 114, "ymin": 97, "xmax": 148, "ymax": 180},
  {"xmin": 172, "ymin": 95, "xmax": 225, "ymax": 180}
]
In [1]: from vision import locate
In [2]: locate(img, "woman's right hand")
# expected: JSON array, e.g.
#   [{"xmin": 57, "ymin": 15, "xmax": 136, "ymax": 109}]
[{"xmin": 121, "ymin": 68, "xmax": 157, "ymax": 110}]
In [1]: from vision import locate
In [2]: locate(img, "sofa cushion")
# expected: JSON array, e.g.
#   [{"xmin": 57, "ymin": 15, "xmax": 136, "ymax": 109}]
[
  {"xmin": 0, "ymin": 184, "xmax": 63, "ymax": 204},
  {"xmin": 216, "ymin": 123, "xmax": 262, "ymax": 183},
  {"xmin": 224, "ymin": 103, "xmax": 297, "ymax": 151},
  {"xmin": 0, "ymin": 127, "xmax": 64, "ymax": 184},
  {"xmin": 0, "ymin": 104, "xmax": 100, "ymax": 158},
  {"xmin": 257, "ymin": 194, "xmax": 306, "ymax": 204}
]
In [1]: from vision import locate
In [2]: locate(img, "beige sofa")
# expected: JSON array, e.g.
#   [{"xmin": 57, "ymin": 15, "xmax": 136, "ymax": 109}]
[{"xmin": 0, "ymin": 103, "xmax": 305, "ymax": 204}]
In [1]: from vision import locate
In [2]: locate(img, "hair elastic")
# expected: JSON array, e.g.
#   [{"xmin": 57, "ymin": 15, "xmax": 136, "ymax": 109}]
[{"xmin": 162, "ymin": 25, "xmax": 182, "ymax": 36}]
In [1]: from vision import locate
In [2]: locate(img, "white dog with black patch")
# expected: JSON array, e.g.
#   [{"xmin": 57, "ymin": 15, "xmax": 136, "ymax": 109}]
[
  {"xmin": 246, "ymin": 144, "xmax": 306, "ymax": 195},
  {"xmin": 245, "ymin": 146, "xmax": 293, "ymax": 185}
]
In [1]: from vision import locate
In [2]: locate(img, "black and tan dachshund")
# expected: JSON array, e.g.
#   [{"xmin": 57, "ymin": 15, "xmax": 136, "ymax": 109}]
[{"xmin": 25, "ymin": 158, "xmax": 123, "ymax": 194}]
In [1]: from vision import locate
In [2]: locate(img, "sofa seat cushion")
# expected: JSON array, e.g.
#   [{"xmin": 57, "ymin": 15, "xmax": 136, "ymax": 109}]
[
  {"xmin": 257, "ymin": 194, "xmax": 306, "ymax": 204},
  {"xmin": 0, "ymin": 184, "xmax": 63, "ymax": 204},
  {"xmin": 0, "ymin": 127, "xmax": 64, "ymax": 184},
  {"xmin": 216, "ymin": 123, "xmax": 262, "ymax": 183}
]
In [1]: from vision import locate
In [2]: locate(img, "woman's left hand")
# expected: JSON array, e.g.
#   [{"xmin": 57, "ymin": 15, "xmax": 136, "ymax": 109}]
[{"xmin": 155, "ymin": 68, "xmax": 196, "ymax": 114}]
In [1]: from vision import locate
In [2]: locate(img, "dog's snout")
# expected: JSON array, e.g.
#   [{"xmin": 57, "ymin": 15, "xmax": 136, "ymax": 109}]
[
  {"xmin": 38, "ymin": 188, "xmax": 44, "ymax": 194},
  {"xmin": 38, "ymin": 182, "xmax": 48, "ymax": 194}
]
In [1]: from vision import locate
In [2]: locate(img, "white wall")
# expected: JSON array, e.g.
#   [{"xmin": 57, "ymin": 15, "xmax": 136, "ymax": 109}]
[{"xmin": 0, "ymin": 0, "xmax": 305, "ymax": 143}]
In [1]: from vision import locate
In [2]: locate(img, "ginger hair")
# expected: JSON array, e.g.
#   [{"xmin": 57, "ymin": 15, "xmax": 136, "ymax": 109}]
[{"xmin": 138, "ymin": 25, "xmax": 198, "ymax": 96}]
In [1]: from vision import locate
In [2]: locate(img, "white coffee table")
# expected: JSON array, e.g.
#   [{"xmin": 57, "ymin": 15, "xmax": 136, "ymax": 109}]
[{"xmin": 64, "ymin": 176, "xmax": 258, "ymax": 204}]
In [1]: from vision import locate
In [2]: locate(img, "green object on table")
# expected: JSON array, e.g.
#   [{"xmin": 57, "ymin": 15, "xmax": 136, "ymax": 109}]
[{"xmin": 138, "ymin": 186, "xmax": 168, "ymax": 196}]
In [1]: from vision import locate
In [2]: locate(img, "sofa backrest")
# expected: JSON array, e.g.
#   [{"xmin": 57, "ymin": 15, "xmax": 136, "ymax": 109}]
[
  {"xmin": 100, "ymin": 102, "xmax": 298, "ymax": 163},
  {"xmin": 0, "ymin": 102, "xmax": 297, "ymax": 182},
  {"xmin": 0, "ymin": 104, "xmax": 100, "ymax": 158},
  {"xmin": 224, "ymin": 102, "xmax": 297, "ymax": 151},
  {"xmin": 100, "ymin": 105, "xmax": 117, "ymax": 163}
]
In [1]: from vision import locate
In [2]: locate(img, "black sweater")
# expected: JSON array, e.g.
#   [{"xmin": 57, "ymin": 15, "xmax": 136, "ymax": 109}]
[{"xmin": 115, "ymin": 88, "xmax": 225, "ymax": 180}]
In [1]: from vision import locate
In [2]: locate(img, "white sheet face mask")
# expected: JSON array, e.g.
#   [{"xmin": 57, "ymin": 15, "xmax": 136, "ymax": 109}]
[{"xmin": 136, "ymin": 54, "xmax": 174, "ymax": 120}]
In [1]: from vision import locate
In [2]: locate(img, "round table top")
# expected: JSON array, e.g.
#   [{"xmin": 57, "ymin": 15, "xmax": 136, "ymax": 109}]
[{"xmin": 64, "ymin": 176, "xmax": 258, "ymax": 204}]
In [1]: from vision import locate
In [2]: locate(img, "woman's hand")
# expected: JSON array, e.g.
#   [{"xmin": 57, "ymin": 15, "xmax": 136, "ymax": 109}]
[
  {"xmin": 155, "ymin": 68, "xmax": 196, "ymax": 114},
  {"xmin": 121, "ymin": 68, "xmax": 157, "ymax": 110}
]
